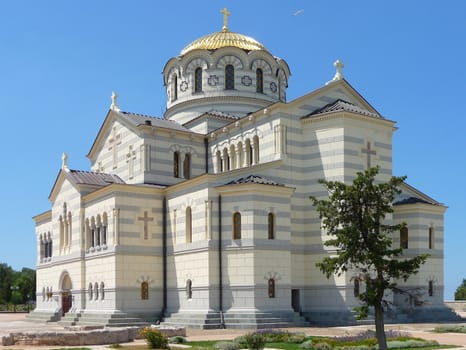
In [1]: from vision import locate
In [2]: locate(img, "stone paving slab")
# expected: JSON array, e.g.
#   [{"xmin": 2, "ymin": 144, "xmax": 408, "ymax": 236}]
[{"xmin": 1, "ymin": 313, "xmax": 465, "ymax": 349}]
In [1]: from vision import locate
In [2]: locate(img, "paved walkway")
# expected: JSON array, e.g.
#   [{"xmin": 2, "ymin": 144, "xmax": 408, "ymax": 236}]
[{"xmin": 1, "ymin": 313, "xmax": 465, "ymax": 349}]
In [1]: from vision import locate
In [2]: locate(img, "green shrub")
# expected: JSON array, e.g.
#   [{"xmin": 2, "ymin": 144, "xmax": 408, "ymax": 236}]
[
  {"xmin": 433, "ymin": 325, "xmax": 466, "ymax": 333},
  {"xmin": 243, "ymin": 332, "xmax": 267, "ymax": 350},
  {"xmin": 387, "ymin": 339, "xmax": 438, "ymax": 349},
  {"xmin": 287, "ymin": 332, "xmax": 306, "ymax": 343},
  {"xmin": 300, "ymin": 339, "xmax": 314, "ymax": 349},
  {"xmin": 139, "ymin": 327, "xmax": 169, "ymax": 349},
  {"xmin": 169, "ymin": 336, "xmax": 187, "ymax": 344},
  {"xmin": 214, "ymin": 341, "xmax": 241, "ymax": 350},
  {"xmin": 312, "ymin": 342, "xmax": 333, "ymax": 350}
]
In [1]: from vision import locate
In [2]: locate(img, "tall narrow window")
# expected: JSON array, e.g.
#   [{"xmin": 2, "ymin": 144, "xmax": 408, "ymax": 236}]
[
  {"xmin": 256, "ymin": 68, "xmax": 263, "ymax": 93},
  {"xmin": 100, "ymin": 282, "xmax": 105, "ymax": 300},
  {"xmin": 186, "ymin": 279, "xmax": 192, "ymax": 299},
  {"xmin": 354, "ymin": 279, "xmax": 360, "ymax": 297},
  {"xmin": 171, "ymin": 74, "xmax": 178, "ymax": 101},
  {"xmin": 186, "ymin": 207, "xmax": 192, "ymax": 243},
  {"xmin": 48, "ymin": 233, "xmax": 53, "ymax": 258},
  {"xmin": 428, "ymin": 281, "xmax": 434, "ymax": 297},
  {"xmin": 245, "ymin": 139, "xmax": 252, "ymax": 166},
  {"xmin": 183, "ymin": 153, "xmax": 191, "ymax": 179},
  {"xmin": 429, "ymin": 226, "xmax": 434, "ymax": 249},
  {"xmin": 141, "ymin": 281, "xmax": 149, "ymax": 300},
  {"xmin": 102, "ymin": 213, "xmax": 107, "ymax": 246},
  {"xmin": 174, "ymin": 151, "xmax": 180, "ymax": 178},
  {"xmin": 253, "ymin": 135, "xmax": 259, "ymax": 164},
  {"xmin": 233, "ymin": 212, "xmax": 241, "ymax": 240},
  {"xmin": 268, "ymin": 278, "xmax": 275, "ymax": 298},
  {"xmin": 268, "ymin": 213, "xmax": 275, "ymax": 239},
  {"xmin": 194, "ymin": 67, "xmax": 202, "ymax": 93},
  {"xmin": 400, "ymin": 226, "xmax": 408, "ymax": 249},
  {"xmin": 88, "ymin": 283, "xmax": 93, "ymax": 300},
  {"xmin": 225, "ymin": 64, "xmax": 234, "ymax": 90},
  {"xmin": 94, "ymin": 282, "xmax": 99, "ymax": 300}
]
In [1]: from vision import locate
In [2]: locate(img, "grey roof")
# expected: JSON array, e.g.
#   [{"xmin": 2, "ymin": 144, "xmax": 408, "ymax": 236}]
[
  {"xmin": 305, "ymin": 99, "xmax": 382, "ymax": 119},
  {"xmin": 120, "ymin": 111, "xmax": 192, "ymax": 132},
  {"xmin": 225, "ymin": 175, "xmax": 284, "ymax": 186},
  {"xmin": 393, "ymin": 196, "xmax": 432, "ymax": 206},
  {"xmin": 67, "ymin": 170, "xmax": 125, "ymax": 186},
  {"xmin": 183, "ymin": 109, "xmax": 239, "ymax": 127}
]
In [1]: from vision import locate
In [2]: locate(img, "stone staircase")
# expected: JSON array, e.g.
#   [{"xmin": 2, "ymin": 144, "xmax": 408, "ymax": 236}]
[
  {"xmin": 58, "ymin": 312, "xmax": 82, "ymax": 326},
  {"xmin": 25, "ymin": 310, "xmax": 61, "ymax": 323},
  {"xmin": 77, "ymin": 312, "xmax": 151, "ymax": 327},
  {"xmin": 162, "ymin": 310, "xmax": 309, "ymax": 329}
]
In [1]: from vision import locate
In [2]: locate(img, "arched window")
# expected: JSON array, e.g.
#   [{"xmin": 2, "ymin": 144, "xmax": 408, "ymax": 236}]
[
  {"xmin": 268, "ymin": 213, "xmax": 275, "ymax": 240},
  {"xmin": 96, "ymin": 215, "xmax": 101, "ymax": 247},
  {"xmin": 141, "ymin": 281, "xmax": 149, "ymax": 300},
  {"xmin": 171, "ymin": 74, "xmax": 178, "ymax": 101},
  {"xmin": 91, "ymin": 217, "xmax": 96, "ymax": 248},
  {"xmin": 102, "ymin": 213, "xmax": 108, "ymax": 246},
  {"xmin": 194, "ymin": 67, "xmax": 203, "ymax": 93},
  {"xmin": 48, "ymin": 233, "xmax": 53, "ymax": 258},
  {"xmin": 100, "ymin": 282, "xmax": 105, "ymax": 300},
  {"xmin": 225, "ymin": 64, "xmax": 234, "ymax": 90},
  {"xmin": 233, "ymin": 212, "xmax": 241, "ymax": 240},
  {"xmin": 223, "ymin": 148, "xmax": 230, "ymax": 171},
  {"xmin": 400, "ymin": 226, "xmax": 408, "ymax": 249},
  {"xmin": 256, "ymin": 68, "xmax": 263, "ymax": 93},
  {"xmin": 88, "ymin": 283, "xmax": 93, "ymax": 300},
  {"xmin": 268, "ymin": 278, "xmax": 275, "ymax": 298},
  {"xmin": 429, "ymin": 226, "xmax": 434, "ymax": 249},
  {"xmin": 94, "ymin": 282, "xmax": 99, "ymax": 300},
  {"xmin": 186, "ymin": 207, "xmax": 192, "ymax": 243},
  {"xmin": 39, "ymin": 235, "xmax": 44, "ymax": 260},
  {"xmin": 428, "ymin": 281, "xmax": 434, "ymax": 296},
  {"xmin": 183, "ymin": 153, "xmax": 191, "ymax": 179},
  {"xmin": 186, "ymin": 279, "xmax": 192, "ymax": 299},
  {"xmin": 354, "ymin": 279, "xmax": 360, "ymax": 297},
  {"xmin": 174, "ymin": 151, "xmax": 180, "ymax": 178}
]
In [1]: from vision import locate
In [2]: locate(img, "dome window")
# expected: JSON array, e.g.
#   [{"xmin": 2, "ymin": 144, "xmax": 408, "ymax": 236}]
[
  {"xmin": 194, "ymin": 67, "xmax": 203, "ymax": 93},
  {"xmin": 171, "ymin": 74, "xmax": 178, "ymax": 101},
  {"xmin": 225, "ymin": 64, "xmax": 235, "ymax": 90},
  {"xmin": 256, "ymin": 68, "xmax": 263, "ymax": 93}
]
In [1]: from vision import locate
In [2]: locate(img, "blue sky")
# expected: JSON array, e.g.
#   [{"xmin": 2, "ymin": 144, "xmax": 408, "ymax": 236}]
[{"xmin": 0, "ymin": 1, "xmax": 465, "ymax": 299}]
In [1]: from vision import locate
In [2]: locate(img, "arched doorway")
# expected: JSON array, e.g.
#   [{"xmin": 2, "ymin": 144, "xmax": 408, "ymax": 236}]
[{"xmin": 60, "ymin": 273, "xmax": 72, "ymax": 316}]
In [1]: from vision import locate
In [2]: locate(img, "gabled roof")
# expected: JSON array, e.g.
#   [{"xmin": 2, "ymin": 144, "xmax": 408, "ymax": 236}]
[
  {"xmin": 393, "ymin": 182, "xmax": 444, "ymax": 207},
  {"xmin": 182, "ymin": 109, "xmax": 239, "ymax": 128},
  {"xmin": 120, "ymin": 111, "xmax": 191, "ymax": 132},
  {"xmin": 225, "ymin": 174, "xmax": 284, "ymax": 186},
  {"xmin": 66, "ymin": 169, "xmax": 125, "ymax": 186},
  {"xmin": 304, "ymin": 99, "xmax": 382, "ymax": 119},
  {"xmin": 88, "ymin": 109, "xmax": 201, "ymax": 161},
  {"xmin": 49, "ymin": 168, "xmax": 125, "ymax": 202}
]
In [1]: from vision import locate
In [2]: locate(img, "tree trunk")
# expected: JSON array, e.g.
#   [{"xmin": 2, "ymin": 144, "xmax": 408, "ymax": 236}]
[{"xmin": 374, "ymin": 303, "xmax": 387, "ymax": 350}]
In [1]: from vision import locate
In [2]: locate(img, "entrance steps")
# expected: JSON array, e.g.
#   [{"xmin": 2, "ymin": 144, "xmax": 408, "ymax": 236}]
[
  {"xmin": 77, "ymin": 312, "xmax": 150, "ymax": 327},
  {"xmin": 58, "ymin": 312, "xmax": 82, "ymax": 326},
  {"xmin": 25, "ymin": 310, "xmax": 61, "ymax": 323},
  {"xmin": 162, "ymin": 310, "xmax": 309, "ymax": 329}
]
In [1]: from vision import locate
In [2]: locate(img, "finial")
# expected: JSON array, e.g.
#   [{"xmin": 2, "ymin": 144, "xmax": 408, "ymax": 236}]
[
  {"xmin": 221, "ymin": 7, "xmax": 230, "ymax": 32},
  {"xmin": 110, "ymin": 91, "xmax": 120, "ymax": 111},
  {"xmin": 61, "ymin": 152, "xmax": 69, "ymax": 171},
  {"xmin": 332, "ymin": 59, "xmax": 344, "ymax": 81}
]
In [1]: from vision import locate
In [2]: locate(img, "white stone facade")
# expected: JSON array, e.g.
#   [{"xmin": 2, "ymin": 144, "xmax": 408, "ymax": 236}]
[{"xmin": 31, "ymin": 18, "xmax": 454, "ymax": 328}]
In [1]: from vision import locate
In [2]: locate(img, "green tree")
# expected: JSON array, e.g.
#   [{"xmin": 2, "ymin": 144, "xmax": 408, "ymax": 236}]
[
  {"xmin": 310, "ymin": 167, "xmax": 429, "ymax": 350},
  {"xmin": 454, "ymin": 279, "xmax": 466, "ymax": 300},
  {"xmin": 0, "ymin": 263, "xmax": 15, "ymax": 304}
]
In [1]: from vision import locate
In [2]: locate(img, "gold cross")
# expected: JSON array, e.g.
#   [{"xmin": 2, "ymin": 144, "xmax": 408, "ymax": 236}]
[{"xmin": 221, "ymin": 7, "xmax": 230, "ymax": 32}]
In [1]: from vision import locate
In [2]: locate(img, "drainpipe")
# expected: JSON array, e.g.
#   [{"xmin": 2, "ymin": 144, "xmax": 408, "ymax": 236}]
[
  {"xmin": 218, "ymin": 195, "xmax": 225, "ymax": 328},
  {"xmin": 161, "ymin": 197, "xmax": 167, "ymax": 319}
]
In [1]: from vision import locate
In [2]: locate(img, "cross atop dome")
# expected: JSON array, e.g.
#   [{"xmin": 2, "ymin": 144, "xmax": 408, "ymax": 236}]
[{"xmin": 221, "ymin": 7, "xmax": 230, "ymax": 32}]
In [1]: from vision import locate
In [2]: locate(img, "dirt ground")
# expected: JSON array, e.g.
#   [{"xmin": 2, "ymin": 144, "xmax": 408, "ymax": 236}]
[{"xmin": 1, "ymin": 313, "xmax": 465, "ymax": 349}]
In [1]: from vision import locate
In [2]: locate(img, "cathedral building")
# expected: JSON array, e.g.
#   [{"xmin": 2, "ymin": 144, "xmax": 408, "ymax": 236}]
[{"xmin": 30, "ymin": 10, "xmax": 454, "ymax": 328}]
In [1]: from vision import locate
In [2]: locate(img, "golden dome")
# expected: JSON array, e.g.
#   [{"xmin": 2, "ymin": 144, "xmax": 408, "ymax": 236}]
[{"xmin": 180, "ymin": 30, "xmax": 268, "ymax": 56}]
